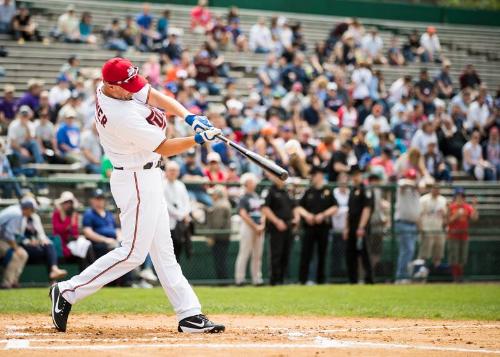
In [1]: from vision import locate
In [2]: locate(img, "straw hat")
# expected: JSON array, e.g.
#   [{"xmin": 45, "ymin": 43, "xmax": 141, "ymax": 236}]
[{"xmin": 55, "ymin": 191, "xmax": 79, "ymax": 208}]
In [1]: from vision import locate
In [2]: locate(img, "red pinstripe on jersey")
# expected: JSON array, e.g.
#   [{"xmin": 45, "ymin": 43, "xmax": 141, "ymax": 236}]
[{"xmin": 61, "ymin": 172, "xmax": 141, "ymax": 298}]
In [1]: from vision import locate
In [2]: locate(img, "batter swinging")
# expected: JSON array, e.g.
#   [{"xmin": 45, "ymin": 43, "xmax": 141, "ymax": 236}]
[{"xmin": 50, "ymin": 57, "xmax": 225, "ymax": 333}]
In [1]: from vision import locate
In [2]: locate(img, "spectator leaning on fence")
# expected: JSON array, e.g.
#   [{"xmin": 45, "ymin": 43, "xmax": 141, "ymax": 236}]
[
  {"xmin": 367, "ymin": 173, "xmax": 388, "ymax": 272},
  {"xmin": 418, "ymin": 181, "xmax": 447, "ymax": 270},
  {"xmin": 234, "ymin": 173, "xmax": 265, "ymax": 286},
  {"xmin": 447, "ymin": 187, "xmax": 478, "ymax": 282},
  {"xmin": 163, "ymin": 160, "xmax": 192, "ymax": 261},
  {"xmin": 206, "ymin": 185, "xmax": 232, "ymax": 281},
  {"xmin": 394, "ymin": 169, "xmax": 421, "ymax": 284},
  {"xmin": 329, "ymin": 172, "xmax": 349, "ymax": 276}
]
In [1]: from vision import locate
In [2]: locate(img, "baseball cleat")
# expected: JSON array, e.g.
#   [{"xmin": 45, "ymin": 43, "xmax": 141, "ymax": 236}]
[
  {"xmin": 178, "ymin": 314, "xmax": 225, "ymax": 333},
  {"xmin": 49, "ymin": 283, "xmax": 72, "ymax": 332}
]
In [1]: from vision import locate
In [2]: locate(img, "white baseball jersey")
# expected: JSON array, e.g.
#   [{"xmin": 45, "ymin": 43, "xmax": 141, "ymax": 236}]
[
  {"xmin": 59, "ymin": 82, "xmax": 202, "ymax": 321},
  {"xmin": 95, "ymin": 82, "xmax": 167, "ymax": 168}
]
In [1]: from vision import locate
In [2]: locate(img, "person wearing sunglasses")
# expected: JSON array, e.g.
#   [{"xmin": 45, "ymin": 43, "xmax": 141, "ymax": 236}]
[{"xmin": 50, "ymin": 57, "xmax": 225, "ymax": 334}]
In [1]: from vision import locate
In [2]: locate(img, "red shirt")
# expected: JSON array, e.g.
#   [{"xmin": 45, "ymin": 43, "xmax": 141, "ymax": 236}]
[
  {"xmin": 448, "ymin": 202, "xmax": 474, "ymax": 241},
  {"xmin": 190, "ymin": 6, "xmax": 212, "ymax": 28},
  {"xmin": 370, "ymin": 156, "xmax": 394, "ymax": 177},
  {"xmin": 52, "ymin": 209, "xmax": 79, "ymax": 257},
  {"xmin": 204, "ymin": 168, "xmax": 227, "ymax": 183}
]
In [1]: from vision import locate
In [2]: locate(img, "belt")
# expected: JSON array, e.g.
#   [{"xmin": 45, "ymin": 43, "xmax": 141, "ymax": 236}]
[{"xmin": 114, "ymin": 161, "xmax": 161, "ymax": 171}]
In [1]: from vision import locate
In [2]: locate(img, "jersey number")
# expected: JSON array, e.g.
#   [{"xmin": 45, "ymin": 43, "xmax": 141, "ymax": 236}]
[{"xmin": 146, "ymin": 107, "xmax": 167, "ymax": 129}]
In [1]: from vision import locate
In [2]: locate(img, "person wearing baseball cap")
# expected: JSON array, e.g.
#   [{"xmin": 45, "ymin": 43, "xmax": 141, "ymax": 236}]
[
  {"xmin": 9, "ymin": 104, "xmax": 45, "ymax": 164},
  {"xmin": 1, "ymin": 85, "xmax": 16, "ymax": 126},
  {"xmin": 344, "ymin": 163, "xmax": 374, "ymax": 284},
  {"xmin": 50, "ymin": 56, "xmax": 224, "ymax": 334},
  {"xmin": 447, "ymin": 187, "xmax": 478, "ymax": 282},
  {"xmin": 394, "ymin": 167, "xmax": 421, "ymax": 284}
]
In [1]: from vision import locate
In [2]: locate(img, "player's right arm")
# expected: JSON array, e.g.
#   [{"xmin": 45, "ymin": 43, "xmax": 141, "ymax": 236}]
[{"xmin": 146, "ymin": 87, "xmax": 214, "ymax": 132}]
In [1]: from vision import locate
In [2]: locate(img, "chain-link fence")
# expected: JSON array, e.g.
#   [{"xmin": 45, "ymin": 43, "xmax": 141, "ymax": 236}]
[{"xmin": 1, "ymin": 177, "xmax": 499, "ymax": 285}]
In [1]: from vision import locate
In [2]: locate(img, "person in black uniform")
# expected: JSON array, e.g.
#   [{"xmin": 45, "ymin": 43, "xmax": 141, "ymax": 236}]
[
  {"xmin": 296, "ymin": 167, "xmax": 338, "ymax": 284},
  {"xmin": 262, "ymin": 175, "xmax": 300, "ymax": 285},
  {"xmin": 344, "ymin": 165, "xmax": 375, "ymax": 284}
]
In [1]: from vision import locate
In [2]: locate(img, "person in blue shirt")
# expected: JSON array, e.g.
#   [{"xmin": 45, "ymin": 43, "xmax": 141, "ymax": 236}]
[
  {"xmin": 157, "ymin": 9, "xmax": 170, "ymax": 41},
  {"xmin": 82, "ymin": 189, "xmax": 120, "ymax": 259},
  {"xmin": 179, "ymin": 149, "xmax": 212, "ymax": 206},
  {"xmin": 136, "ymin": 3, "xmax": 154, "ymax": 51},
  {"xmin": 56, "ymin": 110, "xmax": 80, "ymax": 163},
  {"xmin": 82, "ymin": 189, "xmax": 133, "ymax": 286}
]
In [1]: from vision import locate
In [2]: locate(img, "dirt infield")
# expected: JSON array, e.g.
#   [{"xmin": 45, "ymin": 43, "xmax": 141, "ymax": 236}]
[{"xmin": 1, "ymin": 314, "xmax": 499, "ymax": 356}]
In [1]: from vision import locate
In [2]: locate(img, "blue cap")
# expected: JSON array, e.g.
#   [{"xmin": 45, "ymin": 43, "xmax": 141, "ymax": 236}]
[{"xmin": 57, "ymin": 74, "xmax": 69, "ymax": 83}]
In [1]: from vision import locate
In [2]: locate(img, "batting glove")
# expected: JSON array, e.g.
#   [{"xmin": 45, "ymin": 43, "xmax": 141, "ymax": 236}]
[
  {"xmin": 185, "ymin": 114, "xmax": 214, "ymax": 133},
  {"xmin": 194, "ymin": 128, "xmax": 221, "ymax": 144}
]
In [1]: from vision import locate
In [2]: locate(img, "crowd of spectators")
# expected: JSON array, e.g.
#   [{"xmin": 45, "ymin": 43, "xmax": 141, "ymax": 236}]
[{"xmin": 0, "ymin": 1, "xmax": 499, "ymax": 286}]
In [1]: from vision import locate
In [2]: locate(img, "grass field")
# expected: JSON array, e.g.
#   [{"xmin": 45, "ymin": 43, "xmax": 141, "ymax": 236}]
[{"xmin": 1, "ymin": 284, "xmax": 499, "ymax": 320}]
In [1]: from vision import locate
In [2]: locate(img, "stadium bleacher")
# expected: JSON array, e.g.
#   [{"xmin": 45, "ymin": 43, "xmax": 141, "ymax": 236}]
[{"xmin": 0, "ymin": 0, "xmax": 499, "ymax": 285}]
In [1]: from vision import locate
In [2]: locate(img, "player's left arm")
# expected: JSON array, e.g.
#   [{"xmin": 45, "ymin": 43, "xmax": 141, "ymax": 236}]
[
  {"xmin": 154, "ymin": 129, "xmax": 221, "ymax": 157},
  {"xmin": 147, "ymin": 87, "xmax": 214, "ymax": 132}
]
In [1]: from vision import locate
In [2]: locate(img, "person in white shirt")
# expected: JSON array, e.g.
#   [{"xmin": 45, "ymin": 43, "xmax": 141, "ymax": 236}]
[
  {"xmin": 8, "ymin": 105, "xmax": 45, "ymax": 164},
  {"xmin": 48, "ymin": 76, "xmax": 71, "ymax": 109},
  {"xmin": 465, "ymin": 94, "xmax": 490, "ymax": 132},
  {"xmin": 56, "ymin": 4, "xmax": 80, "ymax": 42},
  {"xmin": 388, "ymin": 75, "xmax": 412, "ymax": 104},
  {"xmin": 351, "ymin": 62, "xmax": 373, "ymax": 101},
  {"xmin": 277, "ymin": 17, "xmax": 293, "ymax": 50},
  {"xmin": 361, "ymin": 28, "xmax": 387, "ymax": 65},
  {"xmin": 411, "ymin": 121, "xmax": 438, "ymax": 154},
  {"xmin": 363, "ymin": 103, "xmax": 390, "ymax": 134},
  {"xmin": 163, "ymin": 160, "xmax": 192, "ymax": 260},
  {"xmin": 330, "ymin": 172, "xmax": 350, "ymax": 276},
  {"xmin": 418, "ymin": 182, "xmax": 447, "ymax": 267},
  {"xmin": 52, "ymin": 57, "xmax": 224, "ymax": 334},
  {"xmin": 80, "ymin": 124, "xmax": 102, "ymax": 174},
  {"xmin": 463, "ymin": 130, "xmax": 495, "ymax": 180},
  {"xmin": 420, "ymin": 26, "xmax": 441, "ymax": 63},
  {"xmin": 249, "ymin": 17, "xmax": 272, "ymax": 54}
]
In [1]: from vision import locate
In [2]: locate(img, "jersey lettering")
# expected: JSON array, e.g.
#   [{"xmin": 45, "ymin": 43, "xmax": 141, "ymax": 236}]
[
  {"xmin": 146, "ymin": 107, "xmax": 167, "ymax": 129},
  {"xmin": 95, "ymin": 98, "xmax": 108, "ymax": 128}
]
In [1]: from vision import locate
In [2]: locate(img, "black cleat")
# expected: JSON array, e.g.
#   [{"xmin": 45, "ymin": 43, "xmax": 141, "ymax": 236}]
[
  {"xmin": 49, "ymin": 283, "xmax": 72, "ymax": 332},
  {"xmin": 178, "ymin": 314, "xmax": 225, "ymax": 333}
]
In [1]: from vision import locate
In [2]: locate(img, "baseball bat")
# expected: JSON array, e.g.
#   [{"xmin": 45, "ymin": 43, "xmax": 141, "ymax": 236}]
[{"xmin": 216, "ymin": 135, "xmax": 289, "ymax": 181}]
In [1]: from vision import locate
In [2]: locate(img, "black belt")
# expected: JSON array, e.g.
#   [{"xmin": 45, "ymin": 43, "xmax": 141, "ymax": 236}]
[{"xmin": 114, "ymin": 161, "xmax": 161, "ymax": 171}]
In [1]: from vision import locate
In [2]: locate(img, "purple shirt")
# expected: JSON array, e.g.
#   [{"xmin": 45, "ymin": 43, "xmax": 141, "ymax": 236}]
[
  {"xmin": 16, "ymin": 92, "xmax": 40, "ymax": 112},
  {"xmin": 0, "ymin": 98, "xmax": 15, "ymax": 120}
]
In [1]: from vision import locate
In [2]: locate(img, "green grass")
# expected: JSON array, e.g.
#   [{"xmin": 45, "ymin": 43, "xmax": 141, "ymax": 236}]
[{"xmin": 1, "ymin": 284, "xmax": 499, "ymax": 320}]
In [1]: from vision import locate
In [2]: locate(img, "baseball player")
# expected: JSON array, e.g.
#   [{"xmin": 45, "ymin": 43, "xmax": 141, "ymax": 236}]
[{"xmin": 50, "ymin": 57, "xmax": 225, "ymax": 333}]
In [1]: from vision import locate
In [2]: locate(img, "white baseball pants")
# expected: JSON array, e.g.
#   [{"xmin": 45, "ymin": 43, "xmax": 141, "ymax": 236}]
[
  {"xmin": 234, "ymin": 222, "xmax": 264, "ymax": 285},
  {"xmin": 58, "ymin": 168, "xmax": 201, "ymax": 321}
]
